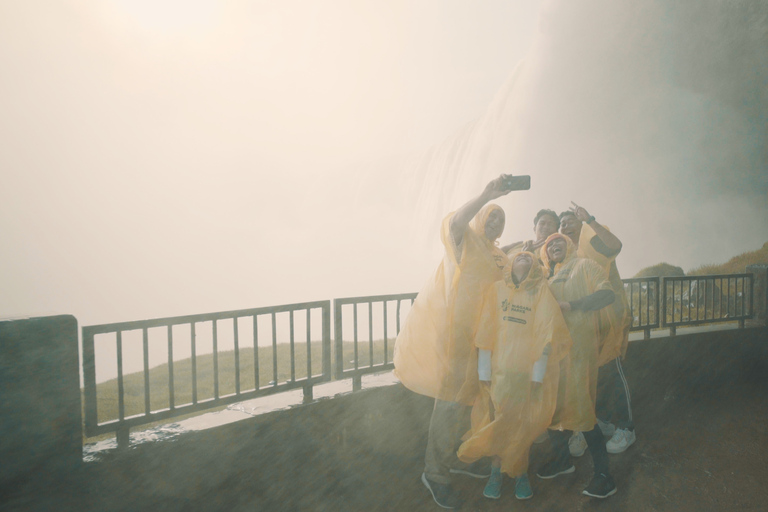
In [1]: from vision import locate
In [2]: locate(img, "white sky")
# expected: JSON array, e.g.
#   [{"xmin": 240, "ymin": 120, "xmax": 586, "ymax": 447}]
[{"xmin": 1, "ymin": 0, "xmax": 766, "ymax": 328}]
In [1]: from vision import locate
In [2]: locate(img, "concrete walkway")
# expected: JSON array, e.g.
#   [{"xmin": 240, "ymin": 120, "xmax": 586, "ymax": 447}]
[{"xmin": 3, "ymin": 326, "xmax": 767, "ymax": 512}]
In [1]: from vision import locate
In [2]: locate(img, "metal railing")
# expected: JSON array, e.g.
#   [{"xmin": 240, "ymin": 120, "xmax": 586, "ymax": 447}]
[
  {"xmin": 82, "ymin": 272, "xmax": 755, "ymax": 447},
  {"xmin": 333, "ymin": 292, "xmax": 417, "ymax": 391},
  {"xmin": 82, "ymin": 301, "xmax": 330, "ymax": 447},
  {"xmin": 624, "ymin": 277, "xmax": 661, "ymax": 339},
  {"xmin": 662, "ymin": 274, "xmax": 753, "ymax": 334}
]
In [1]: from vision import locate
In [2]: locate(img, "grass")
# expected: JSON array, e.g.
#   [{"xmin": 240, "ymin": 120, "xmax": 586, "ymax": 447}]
[
  {"xmin": 688, "ymin": 241, "xmax": 768, "ymax": 276},
  {"xmin": 86, "ymin": 339, "xmax": 396, "ymax": 440},
  {"xmin": 634, "ymin": 241, "xmax": 768, "ymax": 278}
]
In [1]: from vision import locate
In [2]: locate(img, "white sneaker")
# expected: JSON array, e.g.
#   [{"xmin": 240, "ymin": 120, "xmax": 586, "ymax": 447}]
[
  {"xmin": 568, "ymin": 432, "xmax": 587, "ymax": 457},
  {"xmin": 606, "ymin": 428, "xmax": 636, "ymax": 454},
  {"xmin": 597, "ymin": 419, "xmax": 616, "ymax": 438}
]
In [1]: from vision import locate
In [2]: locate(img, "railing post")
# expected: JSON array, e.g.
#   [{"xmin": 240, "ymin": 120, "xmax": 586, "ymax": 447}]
[
  {"xmin": 644, "ymin": 328, "xmax": 650, "ymax": 340},
  {"xmin": 746, "ymin": 266, "xmax": 767, "ymax": 327},
  {"xmin": 117, "ymin": 427, "xmax": 130, "ymax": 450},
  {"xmin": 303, "ymin": 383, "xmax": 313, "ymax": 404},
  {"xmin": 333, "ymin": 299, "xmax": 343, "ymax": 380},
  {"xmin": 670, "ymin": 325, "xmax": 676, "ymax": 336},
  {"xmin": 661, "ymin": 277, "xmax": 668, "ymax": 329},
  {"xmin": 82, "ymin": 327, "xmax": 98, "ymax": 438},
  {"xmin": 323, "ymin": 301, "xmax": 332, "ymax": 382},
  {"xmin": 353, "ymin": 375, "xmax": 362, "ymax": 392}
]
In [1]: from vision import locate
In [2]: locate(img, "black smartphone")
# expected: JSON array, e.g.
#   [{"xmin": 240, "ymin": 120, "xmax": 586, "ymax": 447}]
[{"xmin": 501, "ymin": 175, "xmax": 531, "ymax": 191}]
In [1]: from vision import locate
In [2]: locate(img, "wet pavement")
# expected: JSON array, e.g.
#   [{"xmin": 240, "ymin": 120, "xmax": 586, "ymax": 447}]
[{"xmin": 2, "ymin": 326, "xmax": 767, "ymax": 512}]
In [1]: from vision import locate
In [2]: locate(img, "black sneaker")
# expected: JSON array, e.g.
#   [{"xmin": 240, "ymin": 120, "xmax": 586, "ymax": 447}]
[
  {"xmin": 582, "ymin": 473, "xmax": 617, "ymax": 498},
  {"xmin": 449, "ymin": 459, "xmax": 492, "ymax": 478},
  {"xmin": 535, "ymin": 459, "xmax": 576, "ymax": 479},
  {"xmin": 422, "ymin": 473, "xmax": 464, "ymax": 509}
]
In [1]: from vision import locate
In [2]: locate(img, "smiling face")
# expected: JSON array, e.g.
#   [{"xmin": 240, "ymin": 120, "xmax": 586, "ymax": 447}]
[
  {"xmin": 560, "ymin": 212, "xmax": 582, "ymax": 245},
  {"xmin": 534, "ymin": 212, "xmax": 559, "ymax": 241},
  {"xmin": 511, "ymin": 253, "xmax": 533, "ymax": 282},
  {"xmin": 546, "ymin": 237, "xmax": 568, "ymax": 263},
  {"xmin": 484, "ymin": 209, "xmax": 505, "ymax": 240}
]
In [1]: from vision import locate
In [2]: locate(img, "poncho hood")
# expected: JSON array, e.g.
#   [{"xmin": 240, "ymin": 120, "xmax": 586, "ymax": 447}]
[
  {"xmin": 540, "ymin": 233, "xmax": 577, "ymax": 276},
  {"xmin": 503, "ymin": 251, "xmax": 544, "ymax": 291},
  {"xmin": 469, "ymin": 203, "xmax": 504, "ymax": 245}
]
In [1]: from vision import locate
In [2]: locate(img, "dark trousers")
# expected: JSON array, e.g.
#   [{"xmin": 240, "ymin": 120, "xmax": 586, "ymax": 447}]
[
  {"xmin": 548, "ymin": 425, "xmax": 610, "ymax": 476},
  {"xmin": 595, "ymin": 357, "xmax": 634, "ymax": 430},
  {"xmin": 424, "ymin": 399, "xmax": 472, "ymax": 484}
]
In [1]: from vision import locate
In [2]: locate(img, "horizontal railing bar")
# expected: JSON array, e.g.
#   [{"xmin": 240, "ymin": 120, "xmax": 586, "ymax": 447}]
[
  {"xmin": 663, "ymin": 318, "xmax": 748, "ymax": 328},
  {"xmin": 334, "ymin": 292, "xmax": 417, "ymax": 305},
  {"xmin": 664, "ymin": 315, "xmax": 752, "ymax": 327},
  {"xmin": 85, "ymin": 376, "xmax": 327, "ymax": 437},
  {"xmin": 337, "ymin": 362, "xmax": 395, "ymax": 378},
  {"xmin": 83, "ymin": 301, "xmax": 330, "ymax": 335},
  {"xmin": 661, "ymin": 273, "xmax": 752, "ymax": 282}
]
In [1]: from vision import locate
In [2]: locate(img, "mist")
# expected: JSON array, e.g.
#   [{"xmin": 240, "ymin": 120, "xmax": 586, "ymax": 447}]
[
  {"xmin": 402, "ymin": 0, "xmax": 768, "ymax": 278},
  {"xmin": 1, "ymin": 0, "xmax": 766, "ymax": 329}
]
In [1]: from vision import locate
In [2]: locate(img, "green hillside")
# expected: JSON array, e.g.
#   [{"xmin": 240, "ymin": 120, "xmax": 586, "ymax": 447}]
[
  {"xmin": 688, "ymin": 241, "xmax": 768, "ymax": 276},
  {"xmin": 635, "ymin": 241, "xmax": 768, "ymax": 278},
  {"xmin": 92, "ymin": 339, "xmax": 395, "ymax": 426}
]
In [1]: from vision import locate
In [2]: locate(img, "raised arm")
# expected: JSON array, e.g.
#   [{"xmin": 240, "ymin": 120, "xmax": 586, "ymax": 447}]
[
  {"xmin": 450, "ymin": 175, "xmax": 513, "ymax": 248},
  {"xmin": 571, "ymin": 202, "xmax": 622, "ymax": 253}
]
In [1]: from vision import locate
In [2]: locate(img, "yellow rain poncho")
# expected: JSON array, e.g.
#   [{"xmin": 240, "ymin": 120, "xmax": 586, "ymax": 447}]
[
  {"xmin": 457, "ymin": 253, "xmax": 572, "ymax": 477},
  {"xmin": 540, "ymin": 234, "xmax": 612, "ymax": 432},
  {"xmin": 394, "ymin": 204, "xmax": 508, "ymax": 405},
  {"xmin": 576, "ymin": 223, "xmax": 632, "ymax": 364}
]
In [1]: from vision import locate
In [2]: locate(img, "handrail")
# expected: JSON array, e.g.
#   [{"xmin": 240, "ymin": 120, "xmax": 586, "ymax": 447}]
[
  {"xmin": 82, "ymin": 300, "xmax": 331, "ymax": 447},
  {"xmin": 661, "ymin": 273, "xmax": 753, "ymax": 334},
  {"xmin": 333, "ymin": 292, "xmax": 417, "ymax": 391},
  {"xmin": 82, "ymin": 271, "xmax": 755, "ymax": 448}
]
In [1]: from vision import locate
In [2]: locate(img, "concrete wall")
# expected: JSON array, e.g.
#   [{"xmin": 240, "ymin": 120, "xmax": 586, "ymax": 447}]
[{"xmin": 0, "ymin": 315, "xmax": 82, "ymax": 487}]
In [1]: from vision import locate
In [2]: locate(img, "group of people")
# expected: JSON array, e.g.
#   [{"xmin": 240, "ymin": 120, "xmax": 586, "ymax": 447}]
[{"xmin": 393, "ymin": 175, "xmax": 635, "ymax": 509}]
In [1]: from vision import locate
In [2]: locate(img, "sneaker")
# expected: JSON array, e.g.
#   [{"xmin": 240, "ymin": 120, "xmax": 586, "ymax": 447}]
[
  {"xmin": 568, "ymin": 432, "xmax": 587, "ymax": 457},
  {"xmin": 536, "ymin": 459, "xmax": 575, "ymax": 479},
  {"xmin": 483, "ymin": 467, "xmax": 502, "ymax": 499},
  {"xmin": 422, "ymin": 473, "xmax": 463, "ymax": 509},
  {"xmin": 606, "ymin": 428, "xmax": 636, "ymax": 454},
  {"xmin": 514, "ymin": 473, "xmax": 533, "ymax": 500},
  {"xmin": 582, "ymin": 472, "xmax": 617, "ymax": 498},
  {"xmin": 450, "ymin": 459, "xmax": 491, "ymax": 478},
  {"xmin": 597, "ymin": 419, "xmax": 616, "ymax": 438}
]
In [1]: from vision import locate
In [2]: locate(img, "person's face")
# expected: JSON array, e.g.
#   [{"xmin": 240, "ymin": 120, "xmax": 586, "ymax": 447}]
[
  {"xmin": 546, "ymin": 237, "xmax": 568, "ymax": 263},
  {"xmin": 484, "ymin": 209, "xmax": 505, "ymax": 240},
  {"xmin": 512, "ymin": 253, "xmax": 533, "ymax": 281},
  {"xmin": 534, "ymin": 214, "xmax": 558, "ymax": 241},
  {"xmin": 560, "ymin": 214, "xmax": 582, "ymax": 244}
]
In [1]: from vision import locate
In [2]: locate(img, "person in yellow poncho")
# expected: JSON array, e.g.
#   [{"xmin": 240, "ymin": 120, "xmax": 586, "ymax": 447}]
[
  {"xmin": 394, "ymin": 175, "xmax": 515, "ymax": 510},
  {"xmin": 560, "ymin": 203, "xmax": 636, "ymax": 455},
  {"xmin": 456, "ymin": 252, "xmax": 571, "ymax": 501},
  {"xmin": 535, "ymin": 233, "xmax": 618, "ymax": 499},
  {"xmin": 501, "ymin": 209, "xmax": 561, "ymax": 256}
]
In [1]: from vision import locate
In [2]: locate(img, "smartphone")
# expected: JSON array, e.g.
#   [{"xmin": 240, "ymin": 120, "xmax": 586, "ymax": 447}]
[{"xmin": 501, "ymin": 175, "xmax": 531, "ymax": 191}]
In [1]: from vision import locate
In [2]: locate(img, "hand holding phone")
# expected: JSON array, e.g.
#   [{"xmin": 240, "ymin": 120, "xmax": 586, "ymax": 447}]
[{"xmin": 501, "ymin": 175, "xmax": 531, "ymax": 191}]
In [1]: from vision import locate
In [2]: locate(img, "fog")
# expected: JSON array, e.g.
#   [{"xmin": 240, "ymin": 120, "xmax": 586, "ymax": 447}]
[{"xmin": 1, "ymin": 0, "xmax": 766, "ymax": 329}]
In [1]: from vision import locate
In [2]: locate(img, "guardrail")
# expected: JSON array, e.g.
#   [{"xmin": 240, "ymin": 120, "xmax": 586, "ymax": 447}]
[
  {"xmin": 333, "ymin": 293, "xmax": 417, "ymax": 391},
  {"xmin": 662, "ymin": 273, "xmax": 753, "ymax": 334},
  {"xmin": 82, "ymin": 272, "xmax": 754, "ymax": 447},
  {"xmin": 624, "ymin": 277, "xmax": 661, "ymax": 338},
  {"xmin": 82, "ymin": 301, "xmax": 331, "ymax": 447}
]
